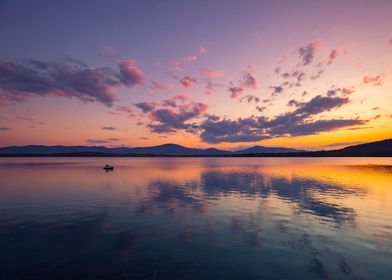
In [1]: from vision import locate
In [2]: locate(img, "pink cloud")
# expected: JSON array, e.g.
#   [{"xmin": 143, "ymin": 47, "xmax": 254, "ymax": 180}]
[
  {"xmin": 204, "ymin": 81, "xmax": 221, "ymax": 95},
  {"xmin": 199, "ymin": 45, "xmax": 206, "ymax": 55},
  {"xmin": 149, "ymin": 81, "xmax": 174, "ymax": 92},
  {"xmin": 178, "ymin": 102, "xmax": 208, "ymax": 114},
  {"xmin": 0, "ymin": 96, "xmax": 7, "ymax": 106},
  {"xmin": 200, "ymin": 68, "xmax": 224, "ymax": 78},
  {"xmin": 0, "ymin": 57, "xmax": 146, "ymax": 107},
  {"xmin": 134, "ymin": 101, "xmax": 160, "ymax": 113},
  {"xmin": 100, "ymin": 46, "xmax": 116, "ymax": 58},
  {"xmin": 171, "ymin": 55, "xmax": 198, "ymax": 71},
  {"xmin": 298, "ymin": 40, "xmax": 321, "ymax": 66},
  {"xmin": 180, "ymin": 76, "xmax": 197, "ymax": 88},
  {"xmin": 228, "ymin": 86, "xmax": 244, "ymax": 99},
  {"xmin": 327, "ymin": 46, "xmax": 348, "ymax": 65},
  {"xmin": 118, "ymin": 59, "xmax": 144, "ymax": 86},
  {"xmin": 162, "ymin": 94, "xmax": 190, "ymax": 107},
  {"xmin": 146, "ymin": 101, "xmax": 208, "ymax": 133},
  {"xmin": 116, "ymin": 105, "xmax": 134, "ymax": 114},
  {"xmin": 241, "ymin": 72, "xmax": 257, "ymax": 90},
  {"xmin": 239, "ymin": 65, "xmax": 257, "ymax": 90},
  {"xmin": 16, "ymin": 116, "xmax": 34, "ymax": 122},
  {"xmin": 183, "ymin": 55, "xmax": 197, "ymax": 63},
  {"xmin": 363, "ymin": 73, "xmax": 385, "ymax": 86}
]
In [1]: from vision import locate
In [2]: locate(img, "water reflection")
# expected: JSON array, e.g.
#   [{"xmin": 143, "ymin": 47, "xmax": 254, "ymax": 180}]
[{"xmin": 0, "ymin": 158, "xmax": 391, "ymax": 279}]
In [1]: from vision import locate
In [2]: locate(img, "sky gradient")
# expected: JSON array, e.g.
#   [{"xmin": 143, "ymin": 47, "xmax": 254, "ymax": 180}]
[{"xmin": 0, "ymin": 0, "xmax": 391, "ymax": 150}]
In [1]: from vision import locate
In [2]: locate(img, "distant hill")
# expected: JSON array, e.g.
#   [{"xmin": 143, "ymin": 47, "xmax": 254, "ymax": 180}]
[
  {"xmin": 234, "ymin": 146, "xmax": 303, "ymax": 154},
  {"xmin": 334, "ymin": 138, "xmax": 392, "ymax": 156},
  {"xmin": 0, "ymin": 143, "xmax": 229, "ymax": 156},
  {"xmin": 0, "ymin": 139, "xmax": 391, "ymax": 156}
]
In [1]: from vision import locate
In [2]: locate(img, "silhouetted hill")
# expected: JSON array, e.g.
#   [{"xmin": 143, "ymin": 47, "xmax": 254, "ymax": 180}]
[
  {"xmin": 335, "ymin": 138, "xmax": 392, "ymax": 156},
  {"xmin": 234, "ymin": 146, "xmax": 303, "ymax": 154},
  {"xmin": 0, "ymin": 143, "xmax": 229, "ymax": 156},
  {"xmin": 0, "ymin": 138, "xmax": 391, "ymax": 156}
]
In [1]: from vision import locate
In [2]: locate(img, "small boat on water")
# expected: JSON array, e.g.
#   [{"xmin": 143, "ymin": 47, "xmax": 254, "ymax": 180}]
[{"xmin": 103, "ymin": 164, "xmax": 114, "ymax": 171}]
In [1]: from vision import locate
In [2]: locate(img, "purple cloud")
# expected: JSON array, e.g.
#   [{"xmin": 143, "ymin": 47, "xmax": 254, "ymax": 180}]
[
  {"xmin": 134, "ymin": 102, "xmax": 160, "ymax": 113},
  {"xmin": 117, "ymin": 59, "xmax": 144, "ymax": 87},
  {"xmin": 179, "ymin": 76, "xmax": 197, "ymax": 88},
  {"xmin": 240, "ymin": 95, "xmax": 260, "ymax": 103},
  {"xmin": 0, "ymin": 57, "xmax": 144, "ymax": 107},
  {"xmin": 241, "ymin": 72, "xmax": 257, "ymax": 90},
  {"xmin": 199, "ymin": 93, "xmax": 364, "ymax": 143},
  {"xmin": 100, "ymin": 46, "xmax": 116, "ymax": 58},
  {"xmin": 228, "ymin": 86, "xmax": 243, "ymax": 99},
  {"xmin": 148, "ymin": 102, "xmax": 208, "ymax": 133},
  {"xmin": 298, "ymin": 40, "xmax": 321, "ymax": 66},
  {"xmin": 199, "ymin": 115, "xmax": 269, "ymax": 143},
  {"xmin": 101, "ymin": 126, "xmax": 116, "ymax": 130}
]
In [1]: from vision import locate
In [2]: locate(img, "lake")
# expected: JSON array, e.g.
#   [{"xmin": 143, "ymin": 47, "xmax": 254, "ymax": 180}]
[{"xmin": 0, "ymin": 157, "xmax": 391, "ymax": 279}]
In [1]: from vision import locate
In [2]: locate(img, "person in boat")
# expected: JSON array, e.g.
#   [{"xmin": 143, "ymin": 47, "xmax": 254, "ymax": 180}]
[{"xmin": 103, "ymin": 164, "xmax": 114, "ymax": 170}]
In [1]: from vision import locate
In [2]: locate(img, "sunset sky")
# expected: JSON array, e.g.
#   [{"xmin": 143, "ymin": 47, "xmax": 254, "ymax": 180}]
[{"xmin": 0, "ymin": 0, "xmax": 391, "ymax": 150}]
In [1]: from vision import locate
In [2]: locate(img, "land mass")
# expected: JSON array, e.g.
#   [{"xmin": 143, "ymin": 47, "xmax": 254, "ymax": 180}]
[{"xmin": 0, "ymin": 138, "xmax": 391, "ymax": 157}]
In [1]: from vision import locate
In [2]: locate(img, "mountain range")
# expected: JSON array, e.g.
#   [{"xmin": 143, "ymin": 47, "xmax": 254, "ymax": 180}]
[{"xmin": 0, "ymin": 138, "xmax": 391, "ymax": 157}]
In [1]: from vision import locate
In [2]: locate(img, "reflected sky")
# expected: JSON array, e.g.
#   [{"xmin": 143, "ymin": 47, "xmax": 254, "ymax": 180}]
[{"xmin": 0, "ymin": 158, "xmax": 391, "ymax": 279}]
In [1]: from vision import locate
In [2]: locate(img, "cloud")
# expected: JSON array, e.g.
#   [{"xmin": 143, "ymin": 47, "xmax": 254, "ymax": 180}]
[
  {"xmin": 200, "ymin": 69, "xmax": 224, "ymax": 95},
  {"xmin": 0, "ymin": 57, "xmax": 144, "ymax": 107},
  {"xmin": 116, "ymin": 105, "xmax": 134, "ymax": 114},
  {"xmin": 179, "ymin": 76, "xmax": 197, "ymax": 88},
  {"xmin": 287, "ymin": 99, "xmax": 304, "ymax": 107},
  {"xmin": 101, "ymin": 126, "xmax": 116, "ymax": 130},
  {"xmin": 198, "ymin": 93, "xmax": 363, "ymax": 143},
  {"xmin": 87, "ymin": 138, "xmax": 119, "ymax": 144},
  {"xmin": 240, "ymin": 95, "xmax": 260, "ymax": 103},
  {"xmin": 149, "ymin": 81, "xmax": 174, "ymax": 92},
  {"xmin": 0, "ymin": 96, "xmax": 7, "ymax": 106},
  {"xmin": 100, "ymin": 46, "xmax": 116, "ymax": 58},
  {"xmin": 294, "ymin": 95, "xmax": 350, "ymax": 116},
  {"xmin": 16, "ymin": 116, "xmax": 34, "ymax": 122},
  {"xmin": 147, "ymin": 102, "xmax": 208, "ymax": 133},
  {"xmin": 204, "ymin": 80, "xmax": 219, "ymax": 95},
  {"xmin": 240, "ymin": 66, "xmax": 257, "ymax": 90},
  {"xmin": 117, "ymin": 59, "xmax": 144, "ymax": 87},
  {"xmin": 134, "ymin": 101, "xmax": 160, "ymax": 113},
  {"xmin": 311, "ymin": 70, "xmax": 324, "ymax": 80},
  {"xmin": 241, "ymin": 72, "xmax": 257, "ymax": 89},
  {"xmin": 226, "ymin": 66, "xmax": 258, "ymax": 99},
  {"xmin": 200, "ymin": 68, "xmax": 224, "ymax": 78},
  {"xmin": 363, "ymin": 74, "xmax": 385, "ymax": 86},
  {"xmin": 272, "ymin": 119, "xmax": 366, "ymax": 136},
  {"xmin": 199, "ymin": 45, "xmax": 206, "ymax": 54},
  {"xmin": 199, "ymin": 115, "xmax": 269, "ymax": 143},
  {"xmin": 298, "ymin": 40, "xmax": 321, "ymax": 66},
  {"xmin": 327, "ymin": 46, "xmax": 347, "ymax": 65},
  {"xmin": 161, "ymin": 94, "xmax": 190, "ymax": 107},
  {"xmin": 279, "ymin": 69, "xmax": 306, "ymax": 91},
  {"xmin": 134, "ymin": 96, "xmax": 208, "ymax": 134},
  {"xmin": 0, "ymin": 127, "xmax": 12, "ymax": 131},
  {"xmin": 228, "ymin": 86, "xmax": 243, "ymax": 99},
  {"xmin": 170, "ymin": 55, "xmax": 197, "ymax": 71},
  {"xmin": 271, "ymin": 86, "xmax": 284, "ymax": 96}
]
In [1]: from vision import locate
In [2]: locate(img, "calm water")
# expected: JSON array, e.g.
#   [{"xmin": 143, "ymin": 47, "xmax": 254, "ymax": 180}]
[{"xmin": 0, "ymin": 157, "xmax": 391, "ymax": 280}]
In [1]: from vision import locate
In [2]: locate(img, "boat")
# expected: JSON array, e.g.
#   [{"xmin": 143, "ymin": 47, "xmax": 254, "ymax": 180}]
[{"xmin": 103, "ymin": 164, "xmax": 114, "ymax": 171}]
